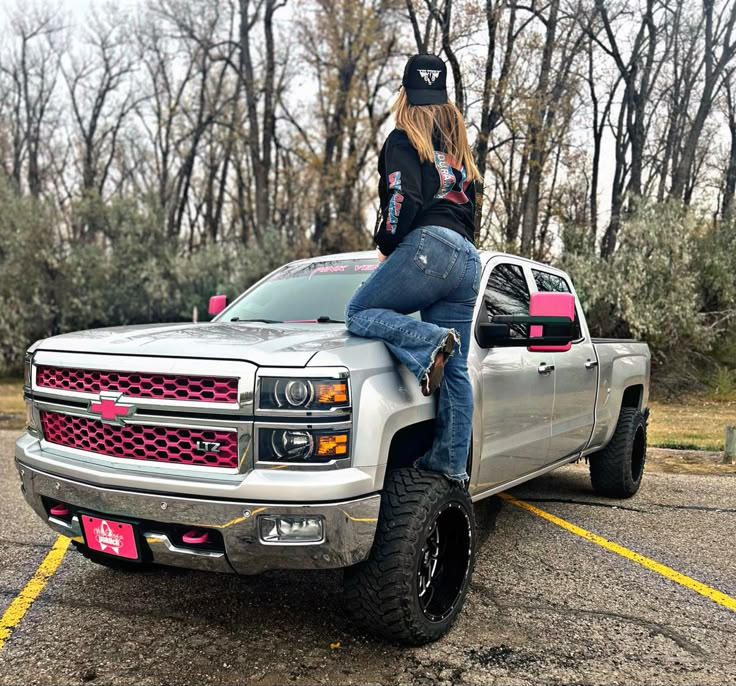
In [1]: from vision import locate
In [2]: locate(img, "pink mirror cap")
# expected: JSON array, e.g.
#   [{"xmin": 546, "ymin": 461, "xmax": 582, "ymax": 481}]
[
  {"xmin": 528, "ymin": 291, "xmax": 575, "ymax": 353},
  {"xmin": 208, "ymin": 295, "xmax": 227, "ymax": 316}
]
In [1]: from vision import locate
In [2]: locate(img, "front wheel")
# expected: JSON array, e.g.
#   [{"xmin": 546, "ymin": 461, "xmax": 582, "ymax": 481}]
[{"xmin": 343, "ymin": 468, "xmax": 475, "ymax": 645}]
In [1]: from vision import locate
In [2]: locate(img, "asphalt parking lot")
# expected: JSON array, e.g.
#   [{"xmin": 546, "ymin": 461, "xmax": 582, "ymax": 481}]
[{"xmin": 1, "ymin": 430, "xmax": 735, "ymax": 686}]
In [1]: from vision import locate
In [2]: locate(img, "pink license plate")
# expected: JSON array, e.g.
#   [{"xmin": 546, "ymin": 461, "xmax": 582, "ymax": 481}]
[{"xmin": 81, "ymin": 515, "xmax": 139, "ymax": 560}]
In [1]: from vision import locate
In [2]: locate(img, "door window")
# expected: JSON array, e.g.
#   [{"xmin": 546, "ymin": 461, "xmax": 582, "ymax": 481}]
[
  {"xmin": 484, "ymin": 263, "xmax": 530, "ymax": 338},
  {"xmin": 531, "ymin": 269, "xmax": 581, "ymax": 339},
  {"xmin": 532, "ymin": 270, "xmax": 570, "ymax": 294}
]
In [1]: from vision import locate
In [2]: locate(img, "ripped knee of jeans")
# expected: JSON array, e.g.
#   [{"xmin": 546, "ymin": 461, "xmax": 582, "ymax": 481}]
[{"xmin": 446, "ymin": 472, "xmax": 470, "ymax": 490}]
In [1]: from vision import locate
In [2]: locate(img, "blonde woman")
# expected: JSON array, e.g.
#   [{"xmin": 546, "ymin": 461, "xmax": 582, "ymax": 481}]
[{"xmin": 346, "ymin": 54, "xmax": 481, "ymax": 484}]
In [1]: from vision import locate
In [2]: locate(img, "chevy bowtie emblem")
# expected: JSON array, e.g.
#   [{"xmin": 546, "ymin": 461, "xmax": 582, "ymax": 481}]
[{"xmin": 88, "ymin": 391, "xmax": 135, "ymax": 424}]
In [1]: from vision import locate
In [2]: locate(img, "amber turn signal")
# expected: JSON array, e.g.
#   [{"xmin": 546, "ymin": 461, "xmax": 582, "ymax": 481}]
[
  {"xmin": 316, "ymin": 382, "xmax": 348, "ymax": 404},
  {"xmin": 316, "ymin": 433, "xmax": 349, "ymax": 457}
]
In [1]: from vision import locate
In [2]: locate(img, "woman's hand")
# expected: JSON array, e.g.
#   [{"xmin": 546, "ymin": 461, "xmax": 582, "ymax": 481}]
[{"xmin": 377, "ymin": 249, "xmax": 388, "ymax": 263}]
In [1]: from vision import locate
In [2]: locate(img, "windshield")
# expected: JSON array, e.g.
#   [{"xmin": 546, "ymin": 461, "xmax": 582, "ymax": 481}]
[{"xmin": 220, "ymin": 257, "xmax": 379, "ymax": 323}]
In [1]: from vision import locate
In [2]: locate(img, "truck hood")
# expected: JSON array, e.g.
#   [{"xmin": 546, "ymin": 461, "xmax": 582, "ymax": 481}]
[{"xmin": 37, "ymin": 322, "xmax": 361, "ymax": 367}]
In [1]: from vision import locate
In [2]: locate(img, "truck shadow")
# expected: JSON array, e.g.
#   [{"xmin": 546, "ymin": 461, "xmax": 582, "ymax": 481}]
[
  {"xmin": 506, "ymin": 463, "xmax": 599, "ymax": 500},
  {"xmin": 67, "ymin": 495, "xmax": 506, "ymax": 651},
  {"xmin": 474, "ymin": 495, "xmax": 503, "ymax": 550}
]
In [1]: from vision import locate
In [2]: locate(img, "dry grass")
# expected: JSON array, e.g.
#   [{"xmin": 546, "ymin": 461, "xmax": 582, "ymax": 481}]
[
  {"xmin": 649, "ymin": 397, "xmax": 735, "ymax": 451},
  {"xmin": 645, "ymin": 447, "xmax": 736, "ymax": 474},
  {"xmin": 0, "ymin": 378, "xmax": 25, "ymax": 429}
]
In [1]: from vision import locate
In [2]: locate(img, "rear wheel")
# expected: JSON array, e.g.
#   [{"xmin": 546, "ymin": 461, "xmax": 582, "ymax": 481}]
[
  {"xmin": 344, "ymin": 468, "xmax": 475, "ymax": 645},
  {"xmin": 589, "ymin": 407, "xmax": 647, "ymax": 498}
]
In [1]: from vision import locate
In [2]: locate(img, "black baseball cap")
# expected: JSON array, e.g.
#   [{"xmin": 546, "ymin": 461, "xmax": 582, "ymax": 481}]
[{"xmin": 402, "ymin": 54, "xmax": 448, "ymax": 106}]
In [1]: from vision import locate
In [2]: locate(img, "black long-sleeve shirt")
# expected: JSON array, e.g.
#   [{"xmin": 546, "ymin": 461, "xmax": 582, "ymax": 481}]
[{"xmin": 374, "ymin": 128, "xmax": 476, "ymax": 255}]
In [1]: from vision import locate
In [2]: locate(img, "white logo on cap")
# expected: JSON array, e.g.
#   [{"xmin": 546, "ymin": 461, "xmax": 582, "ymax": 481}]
[{"xmin": 418, "ymin": 69, "xmax": 441, "ymax": 85}]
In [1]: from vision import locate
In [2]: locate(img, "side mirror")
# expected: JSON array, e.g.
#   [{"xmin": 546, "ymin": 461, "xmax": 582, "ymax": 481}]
[
  {"xmin": 528, "ymin": 292, "xmax": 576, "ymax": 353},
  {"xmin": 476, "ymin": 292, "xmax": 576, "ymax": 350},
  {"xmin": 476, "ymin": 322, "xmax": 512, "ymax": 348},
  {"xmin": 208, "ymin": 295, "xmax": 227, "ymax": 316}
]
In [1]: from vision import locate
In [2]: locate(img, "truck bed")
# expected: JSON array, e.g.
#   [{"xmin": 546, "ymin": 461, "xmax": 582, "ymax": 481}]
[
  {"xmin": 585, "ymin": 340, "xmax": 651, "ymax": 454},
  {"xmin": 591, "ymin": 337, "xmax": 639, "ymax": 344}
]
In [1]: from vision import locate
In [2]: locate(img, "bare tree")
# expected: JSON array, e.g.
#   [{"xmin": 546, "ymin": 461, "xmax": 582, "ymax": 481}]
[
  {"xmin": 133, "ymin": 14, "xmax": 200, "ymax": 231},
  {"xmin": 474, "ymin": 1, "xmax": 518, "ymax": 241},
  {"xmin": 669, "ymin": 0, "xmax": 736, "ymax": 201},
  {"xmin": 0, "ymin": 4, "xmax": 64, "ymax": 197},
  {"xmin": 590, "ymin": 0, "xmax": 663, "ymax": 258},
  {"xmin": 518, "ymin": 0, "xmax": 586, "ymax": 258},
  {"xmin": 296, "ymin": 0, "xmax": 397, "ymax": 251},
  {"xmin": 721, "ymin": 70, "xmax": 736, "ymax": 218},
  {"xmin": 581, "ymin": 26, "xmax": 620, "ymax": 241},
  {"xmin": 64, "ymin": 10, "xmax": 138, "ymax": 210}
]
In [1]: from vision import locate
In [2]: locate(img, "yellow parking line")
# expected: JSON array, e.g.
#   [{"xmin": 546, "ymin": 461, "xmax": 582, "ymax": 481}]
[
  {"xmin": 499, "ymin": 492, "xmax": 736, "ymax": 614},
  {"xmin": 0, "ymin": 536, "xmax": 70, "ymax": 651}
]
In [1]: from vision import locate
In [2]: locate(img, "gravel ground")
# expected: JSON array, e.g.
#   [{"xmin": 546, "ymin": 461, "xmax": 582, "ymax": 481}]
[{"xmin": 1, "ymin": 430, "xmax": 735, "ymax": 686}]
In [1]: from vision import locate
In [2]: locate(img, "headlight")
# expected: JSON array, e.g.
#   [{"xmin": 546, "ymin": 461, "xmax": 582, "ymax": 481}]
[
  {"xmin": 259, "ymin": 377, "xmax": 349, "ymax": 411},
  {"xmin": 24, "ymin": 351, "xmax": 33, "ymax": 389},
  {"xmin": 259, "ymin": 428, "xmax": 350, "ymax": 463}
]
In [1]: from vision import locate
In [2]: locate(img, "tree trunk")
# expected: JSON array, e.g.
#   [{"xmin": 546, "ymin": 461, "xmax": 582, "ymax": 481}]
[
  {"xmin": 670, "ymin": 0, "xmax": 736, "ymax": 201},
  {"xmin": 723, "ymin": 85, "xmax": 736, "ymax": 219},
  {"xmin": 520, "ymin": 0, "xmax": 559, "ymax": 257}
]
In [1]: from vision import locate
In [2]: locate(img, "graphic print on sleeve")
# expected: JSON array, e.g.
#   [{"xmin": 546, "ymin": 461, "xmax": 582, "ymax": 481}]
[
  {"xmin": 433, "ymin": 151, "xmax": 470, "ymax": 204},
  {"xmin": 386, "ymin": 170, "xmax": 404, "ymax": 234}
]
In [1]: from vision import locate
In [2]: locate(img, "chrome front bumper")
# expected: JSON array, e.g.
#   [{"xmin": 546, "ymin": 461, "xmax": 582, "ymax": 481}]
[{"xmin": 16, "ymin": 460, "xmax": 380, "ymax": 575}]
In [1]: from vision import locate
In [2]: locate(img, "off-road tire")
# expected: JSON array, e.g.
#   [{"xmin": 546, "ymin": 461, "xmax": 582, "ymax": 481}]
[
  {"xmin": 343, "ymin": 468, "xmax": 475, "ymax": 645},
  {"xmin": 72, "ymin": 541, "xmax": 151, "ymax": 572},
  {"xmin": 589, "ymin": 407, "xmax": 647, "ymax": 498}
]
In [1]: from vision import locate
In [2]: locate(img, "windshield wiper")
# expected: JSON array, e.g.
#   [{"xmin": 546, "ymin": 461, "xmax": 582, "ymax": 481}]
[
  {"xmin": 317, "ymin": 316, "xmax": 344, "ymax": 323},
  {"xmin": 230, "ymin": 317, "xmax": 283, "ymax": 324}
]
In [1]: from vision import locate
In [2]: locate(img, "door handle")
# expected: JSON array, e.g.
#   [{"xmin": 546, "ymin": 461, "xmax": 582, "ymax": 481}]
[
  {"xmin": 538, "ymin": 363, "xmax": 555, "ymax": 375},
  {"xmin": 584, "ymin": 359, "xmax": 599, "ymax": 370}
]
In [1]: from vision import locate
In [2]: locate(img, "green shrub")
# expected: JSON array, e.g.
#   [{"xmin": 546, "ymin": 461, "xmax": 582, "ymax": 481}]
[
  {"xmin": 0, "ymin": 185, "xmax": 290, "ymax": 375},
  {"xmin": 560, "ymin": 201, "xmax": 731, "ymax": 393}
]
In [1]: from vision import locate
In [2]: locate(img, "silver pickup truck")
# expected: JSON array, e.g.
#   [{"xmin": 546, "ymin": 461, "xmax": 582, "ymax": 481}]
[{"xmin": 17, "ymin": 250, "xmax": 650, "ymax": 645}]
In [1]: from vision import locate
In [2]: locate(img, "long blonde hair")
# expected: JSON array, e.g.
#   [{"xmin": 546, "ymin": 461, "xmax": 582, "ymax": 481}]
[{"xmin": 392, "ymin": 89, "xmax": 481, "ymax": 181}]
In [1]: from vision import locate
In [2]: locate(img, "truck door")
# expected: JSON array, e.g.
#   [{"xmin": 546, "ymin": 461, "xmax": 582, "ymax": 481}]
[
  {"xmin": 476, "ymin": 261, "xmax": 554, "ymax": 487},
  {"xmin": 530, "ymin": 268, "xmax": 598, "ymax": 461}
]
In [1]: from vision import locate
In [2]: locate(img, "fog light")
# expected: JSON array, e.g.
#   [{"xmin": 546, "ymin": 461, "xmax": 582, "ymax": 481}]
[{"xmin": 259, "ymin": 515, "xmax": 324, "ymax": 543}]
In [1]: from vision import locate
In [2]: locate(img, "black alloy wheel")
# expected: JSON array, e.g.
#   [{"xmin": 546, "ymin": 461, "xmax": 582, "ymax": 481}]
[{"xmin": 416, "ymin": 502, "xmax": 472, "ymax": 622}]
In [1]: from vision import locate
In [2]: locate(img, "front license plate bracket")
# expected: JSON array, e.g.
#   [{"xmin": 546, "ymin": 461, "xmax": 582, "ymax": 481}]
[{"xmin": 79, "ymin": 513, "xmax": 143, "ymax": 562}]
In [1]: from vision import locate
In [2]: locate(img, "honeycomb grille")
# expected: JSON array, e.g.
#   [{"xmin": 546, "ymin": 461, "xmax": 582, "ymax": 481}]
[
  {"xmin": 36, "ymin": 366, "xmax": 239, "ymax": 404},
  {"xmin": 40, "ymin": 411, "xmax": 239, "ymax": 469}
]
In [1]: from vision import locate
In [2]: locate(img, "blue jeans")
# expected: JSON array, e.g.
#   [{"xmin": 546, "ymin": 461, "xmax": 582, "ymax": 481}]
[{"xmin": 345, "ymin": 225, "xmax": 481, "ymax": 482}]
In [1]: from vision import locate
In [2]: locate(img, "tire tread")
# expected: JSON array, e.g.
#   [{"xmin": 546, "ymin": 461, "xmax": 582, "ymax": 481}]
[
  {"xmin": 589, "ymin": 407, "xmax": 647, "ymax": 498},
  {"xmin": 344, "ymin": 468, "xmax": 475, "ymax": 645}
]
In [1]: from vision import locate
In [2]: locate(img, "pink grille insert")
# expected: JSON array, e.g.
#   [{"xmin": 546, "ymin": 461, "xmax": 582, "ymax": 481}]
[
  {"xmin": 36, "ymin": 366, "xmax": 238, "ymax": 404},
  {"xmin": 40, "ymin": 411, "xmax": 239, "ymax": 469}
]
